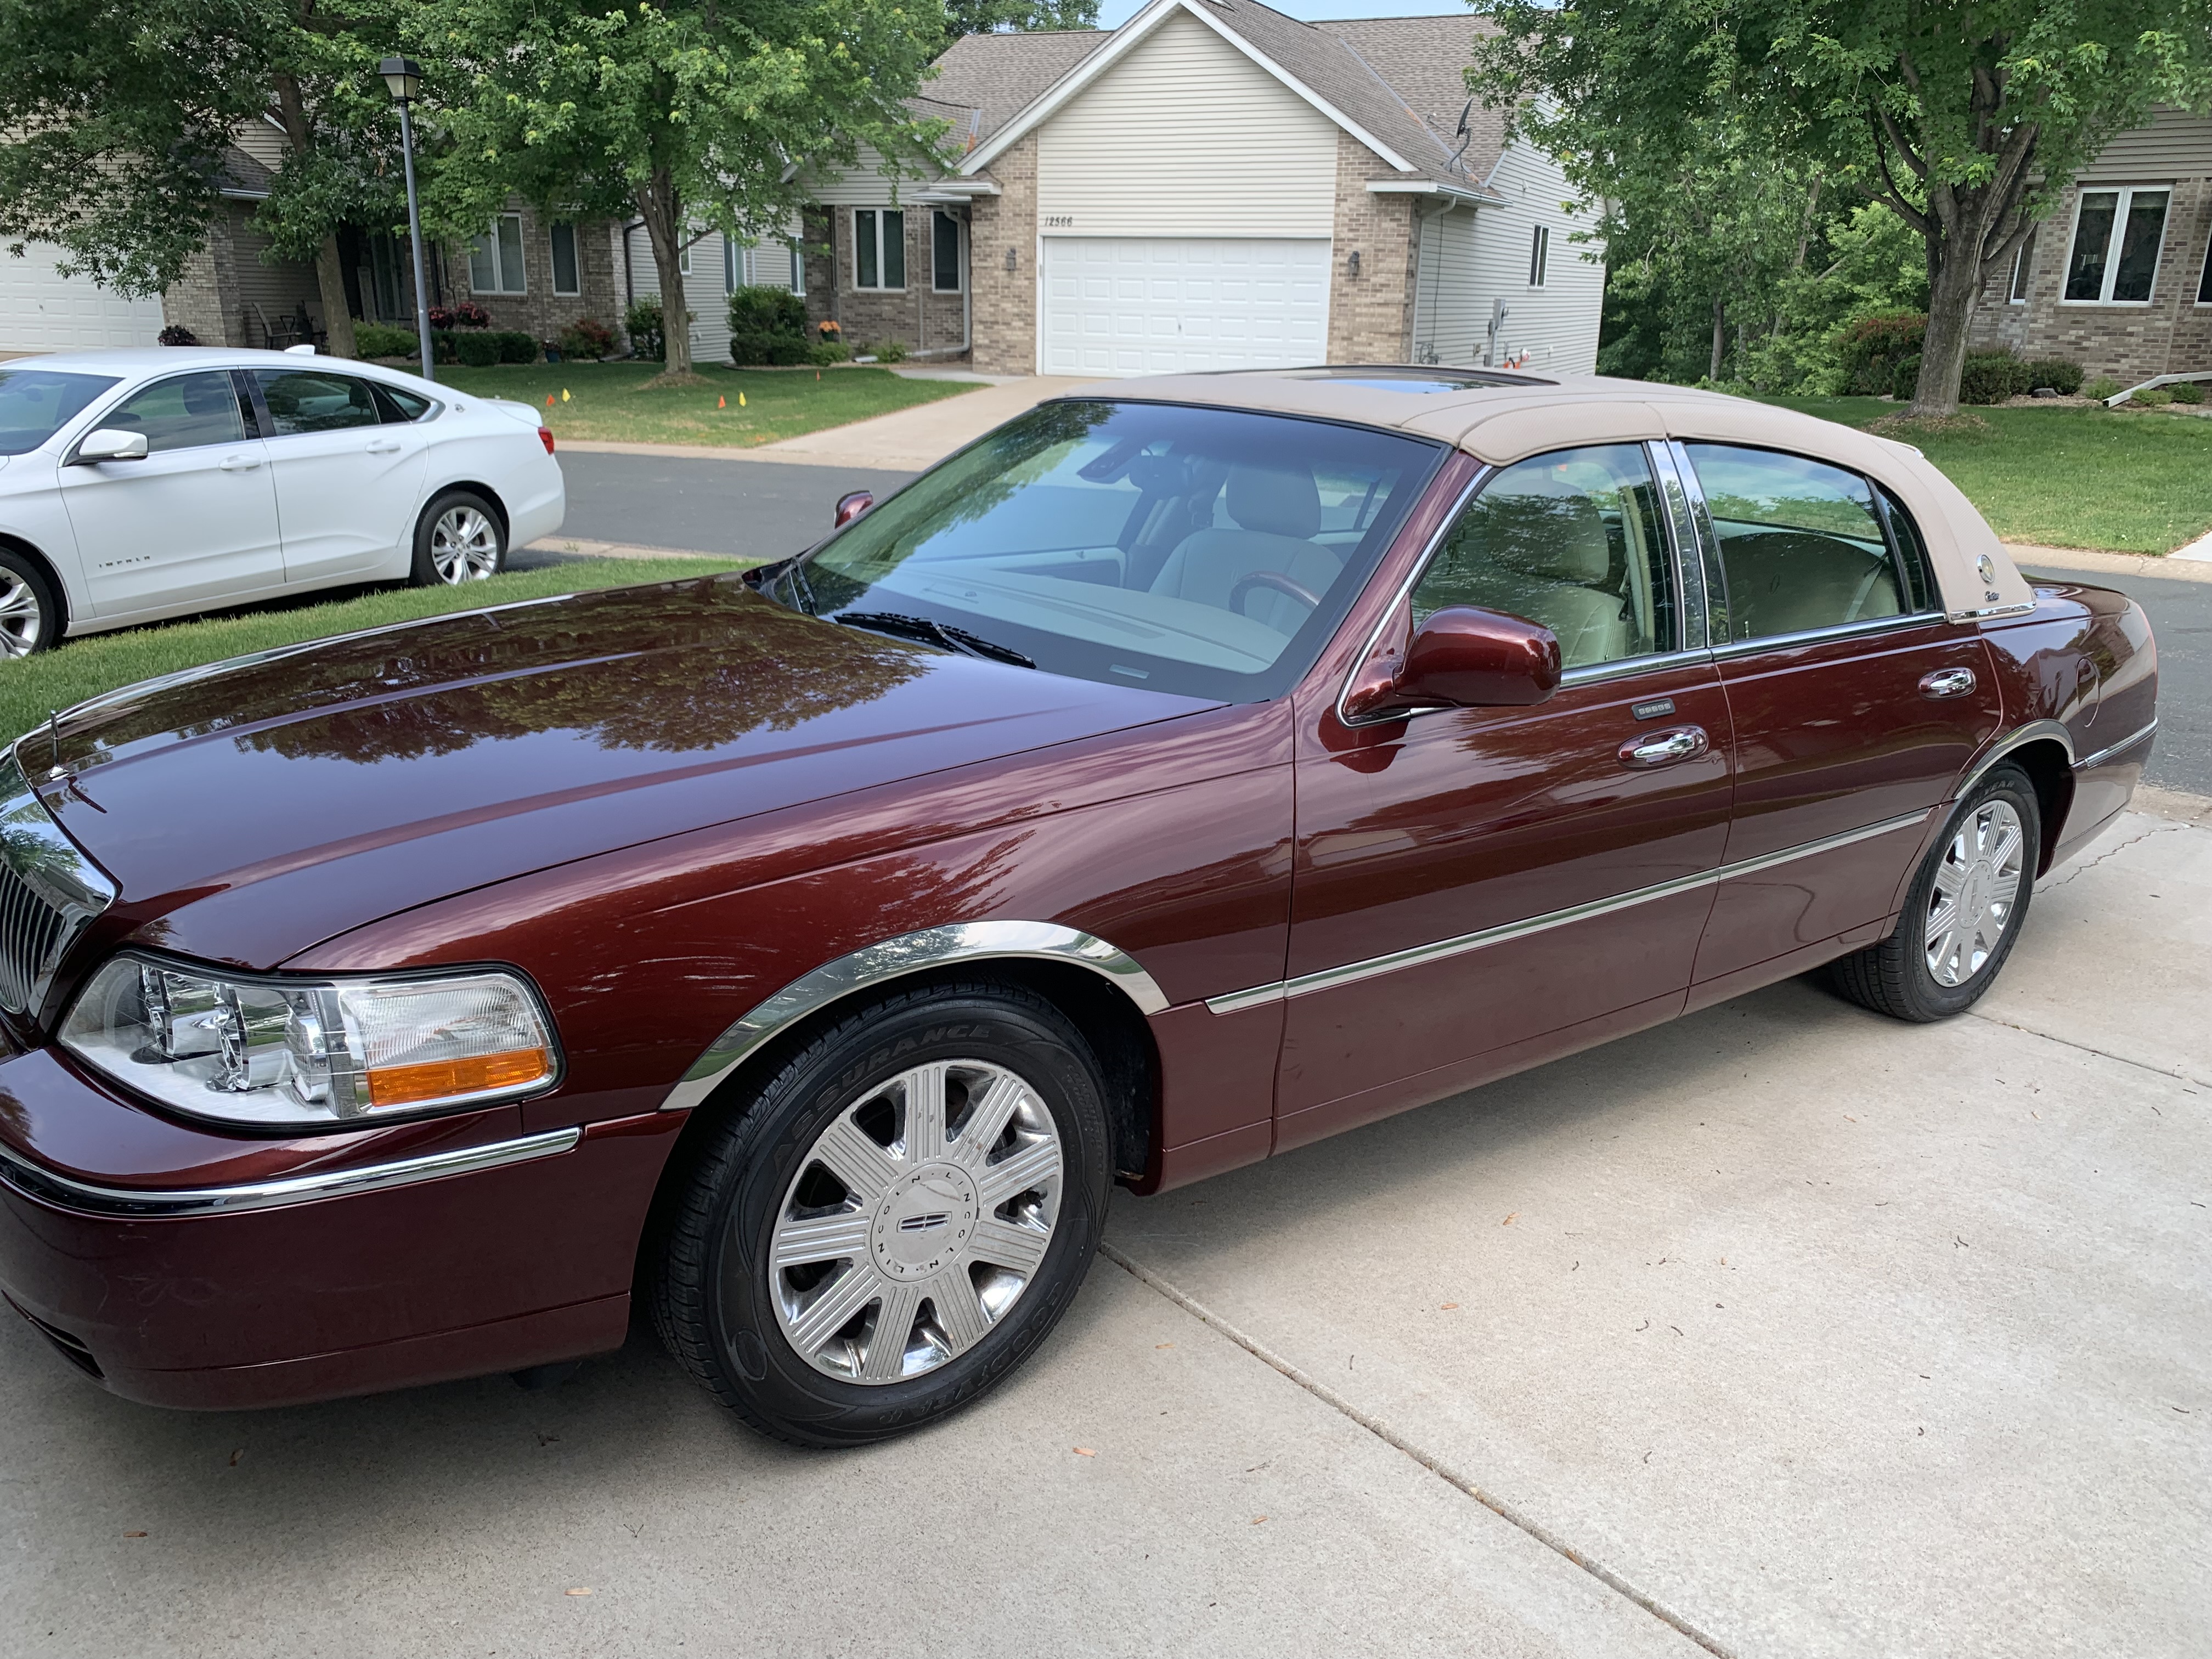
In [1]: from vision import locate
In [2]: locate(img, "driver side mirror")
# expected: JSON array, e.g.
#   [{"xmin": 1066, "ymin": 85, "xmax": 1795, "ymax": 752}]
[
  {"xmin": 71, "ymin": 429, "xmax": 149, "ymax": 465},
  {"xmin": 833, "ymin": 489, "xmax": 873, "ymax": 528},
  {"xmin": 1341, "ymin": 605, "xmax": 1561, "ymax": 723}
]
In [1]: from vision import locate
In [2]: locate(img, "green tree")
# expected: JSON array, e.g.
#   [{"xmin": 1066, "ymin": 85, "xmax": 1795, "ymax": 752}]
[
  {"xmin": 429, "ymin": 0, "xmax": 946, "ymax": 381},
  {"xmin": 1472, "ymin": 0, "xmax": 2212, "ymax": 415},
  {"xmin": 940, "ymin": 0, "xmax": 1097, "ymax": 48}
]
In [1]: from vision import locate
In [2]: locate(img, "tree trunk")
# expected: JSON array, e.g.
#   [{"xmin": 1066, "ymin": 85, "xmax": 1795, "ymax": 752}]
[
  {"xmin": 637, "ymin": 170, "xmax": 696, "ymax": 380},
  {"xmin": 313, "ymin": 234, "xmax": 356, "ymax": 359},
  {"xmin": 1709, "ymin": 298, "xmax": 1725, "ymax": 382},
  {"xmin": 1909, "ymin": 239, "xmax": 1982, "ymax": 416}
]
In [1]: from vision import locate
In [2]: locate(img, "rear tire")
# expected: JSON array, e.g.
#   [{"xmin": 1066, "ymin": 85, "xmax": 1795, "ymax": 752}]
[
  {"xmin": 409, "ymin": 489, "xmax": 506, "ymax": 586},
  {"xmin": 0, "ymin": 548, "xmax": 63, "ymax": 656},
  {"xmin": 1827, "ymin": 764, "xmax": 2039, "ymax": 1023},
  {"xmin": 653, "ymin": 979, "xmax": 1114, "ymax": 1448}
]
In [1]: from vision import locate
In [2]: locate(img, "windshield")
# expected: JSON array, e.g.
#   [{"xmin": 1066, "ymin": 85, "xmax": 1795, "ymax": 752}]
[
  {"xmin": 786, "ymin": 400, "xmax": 1446, "ymax": 702},
  {"xmin": 0, "ymin": 369, "xmax": 121, "ymax": 456}
]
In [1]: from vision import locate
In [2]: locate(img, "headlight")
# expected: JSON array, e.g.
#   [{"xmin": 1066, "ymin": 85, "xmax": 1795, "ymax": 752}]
[{"xmin": 59, "ymin": 955, "xmax": 558, "ymax": 1128}]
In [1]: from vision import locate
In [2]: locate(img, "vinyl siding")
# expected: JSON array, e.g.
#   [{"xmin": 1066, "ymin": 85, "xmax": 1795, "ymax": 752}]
[
  {"xmin": 1410, "ymin": 137, "xmax": 1603, "ymax": 373},
  {"xmin": 619, "ymin": 224, "xmax": 738, "ymax": 364},
  {"xmin": 2079, "ymin": 107, "xmax": 2212, "ymax": 181},
  {"xmin": 1036, "ymin": 10, "xmax": 1338, "ymax": 239},
  {"xmin": 806, "ymin": 147, "xmax": 927, "ymax": 208}
]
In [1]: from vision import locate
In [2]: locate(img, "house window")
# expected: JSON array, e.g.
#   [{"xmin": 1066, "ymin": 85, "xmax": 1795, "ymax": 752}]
[
  {"xmin": 932, "ymin": 211, "xmax": 962, "ymax": 292},
  {"xmin": 789, "ymin": 237, "xmax": 806, "ymax": 297},
  {"xmin": 2063, "ymin": 186, "xmax": 2169, "ymax": 303},
  {"xmin": 679, "ymin": 239, "xmax": 692, "ymax": 277},
  {"xmin": 468, "ymin": 213, "xmax": 527, "ymax": 295},
  {"xmin": 550, "ymin": 223, "xmax": 580, "ymax": 296},
  {"xmin": 2008, "ymin": 230, "xmax": 2034, "ymax": 303},
  {"xmin": 2198, "ymin": 225, "xmax": 2212, "ymax": 304},
  {"xmin": 854, "ymin": 208, "xmax": 905, "ymax": 291},
  {"xmin": 1528, "ymin": 224, "xmax": 1549, "ymax": 287}
]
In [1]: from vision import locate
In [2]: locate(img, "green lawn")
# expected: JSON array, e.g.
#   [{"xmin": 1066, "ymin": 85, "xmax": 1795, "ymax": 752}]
[
  {"xmin": 434, "ymin": 361, "xmax": 978, "ymax": 448},
  {"xmin": 0, "ymin": 556, "xmax": 742, "ymax": 741},
  {"xmin": 1756, "ymin": 396, "xmax": 2212, "ymax": 554}
]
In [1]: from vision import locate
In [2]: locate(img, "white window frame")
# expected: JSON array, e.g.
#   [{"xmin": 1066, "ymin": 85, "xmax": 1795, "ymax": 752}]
[
  {"xmin": 1528, "ymin": 224, "xmax": 1549, "ymax": 288},
  {"xmin": 678, "ymin": 238, "xmax": 693, "ymax": 277},
  {"xmin": 2060, "ymin": 184, "xmax": 2171, "ymax": 306},
  {"xmin": 468, "ymin": 212, "xmax": 528, "ymax": 296},
  {"xmin": 549, "ymin": 223, "xmax": 581, "ymax": 297},
  {"xmin": 852, "ymin": 208, "xmax": 906, "ymax": 292},
  {"xmin": 789, "ymin": 236, "xmax": 806, "ymax": 297},
  {"xmin": 2007, "ymin": 230, "xmax": 2034, "ymax": 303}
]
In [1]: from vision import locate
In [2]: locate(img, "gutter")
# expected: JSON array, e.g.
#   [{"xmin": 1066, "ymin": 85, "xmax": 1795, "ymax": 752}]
[{"xmin": 1367, "ymin": 178, "xmax": 1509, "ymax": 209}]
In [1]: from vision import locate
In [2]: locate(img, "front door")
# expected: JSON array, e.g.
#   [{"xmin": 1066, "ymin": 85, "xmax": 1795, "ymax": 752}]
[
  {"xmin": 1676, "ymin": 441, "xmax": 2002, "ymax": 998},
  {"xmin": 55, "ymin": 369, "xmax": 283, "ymax": 616},
  {"xmin": 248, "ymin": 367, "xmax": 430, "ymax": 585},
  {"xmin": 1276, "ymin": 442, "xmax": 1735, "ymax": 1152}
]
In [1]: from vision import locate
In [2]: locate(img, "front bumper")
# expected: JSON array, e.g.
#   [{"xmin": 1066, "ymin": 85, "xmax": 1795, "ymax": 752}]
[{"xmin": 0, "ymin": 1044, "xmax": 674, "ymax": 1409}]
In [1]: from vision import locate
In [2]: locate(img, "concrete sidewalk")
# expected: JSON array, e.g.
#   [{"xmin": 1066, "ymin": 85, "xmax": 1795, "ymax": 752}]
[{"xmin": 3, "ymin": 798, "xmax": 2205, "ymax": 1657}]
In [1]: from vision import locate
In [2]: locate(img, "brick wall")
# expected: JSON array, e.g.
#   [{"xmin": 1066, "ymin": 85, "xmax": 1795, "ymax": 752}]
[
  {"xmin": 439, "ymin": 202, "xmax": 623, "ymax": 345},
  {"xmin": 803, "ymin": 205, "xmax": 972, "ymax": 358},
  {"xmin": 1968, "ymin": 176, "xmax": 2212, "ymax": 380},
  {"xmin": 161, "ymin": 225, "xmax": 238, "ymax": 346},
  {"xmin": 1327, "ymin": 133, "xmax": 1419, "ymax": 363},
  {"xmin": 968, "ymin": 135, "xmax": 1039, "ymax": 375}
]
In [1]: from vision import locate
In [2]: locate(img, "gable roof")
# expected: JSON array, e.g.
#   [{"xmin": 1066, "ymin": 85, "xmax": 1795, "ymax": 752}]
[
  {"xmin": 1314, "ymin": 15, "xmax": 1507, "ymax": 183},
  {"xmin": 928, "ymin": 29, "xmax": 1110, "ymax": 149}
]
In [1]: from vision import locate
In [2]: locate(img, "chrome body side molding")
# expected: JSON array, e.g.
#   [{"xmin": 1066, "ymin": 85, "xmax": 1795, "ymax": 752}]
[
  {"xmin": 2073, "ymin": 718, "xmax": 2157, "ymax": 772},
  {"xmin": 659, "ymin": 921, "xmax": 1170, "ymax": 1113},
  {"xmin": 1205, "ymin": 809, "xmax": 1933, "ymax": 1015},
  {"xmin": 0, "ymin": 1126, "xmax": 580, "ymax": 1218}
]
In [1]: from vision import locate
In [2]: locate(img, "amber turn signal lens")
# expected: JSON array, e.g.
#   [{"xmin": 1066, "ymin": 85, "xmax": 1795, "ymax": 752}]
[{"xmin": 366, "ymin": 1046, "xmax": 550, "ymax": 1108}]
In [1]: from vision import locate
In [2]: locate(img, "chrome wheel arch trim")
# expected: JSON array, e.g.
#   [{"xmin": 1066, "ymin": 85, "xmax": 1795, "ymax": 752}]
[
  {"xmin": 1955, "ymin": 720, "xmax": 2075, "ymax": 799},
  {"xmin": 659, "ymin": 922, "xmax": 1170, "ymax": 1114},
  {"xmin": 0, "ymin": 1126, "xmax": 580, "ymax": 1218}
]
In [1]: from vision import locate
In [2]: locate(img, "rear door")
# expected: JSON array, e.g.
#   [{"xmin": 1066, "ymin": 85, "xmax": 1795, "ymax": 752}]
[
  {"xmin": 248, "ymin": 367, "xmax": 430, "ymax": 585},
  {"xmin": 1676, "ymin": 441, "xmax": 2000, "ymax": 1001},
  {"xmin": 55, "ymin": 369, "xmax": 283, "ymax": 615}
]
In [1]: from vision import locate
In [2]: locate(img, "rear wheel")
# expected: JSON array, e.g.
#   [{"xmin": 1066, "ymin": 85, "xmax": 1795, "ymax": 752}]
[
  {"xmin": 653, "ymin": 980, "xmax": 1113, "ymax": 1447},
  {"xmin": 409, "ymin": 490, "xmax": 505, "ymax": 585},
  {"xmin": 0, "ymin": 549, "xmax": 61, "ymax": 656},
  {"xmin": 1827, "ymin": 764, "xmax": 2039, "ymax": 1022}
]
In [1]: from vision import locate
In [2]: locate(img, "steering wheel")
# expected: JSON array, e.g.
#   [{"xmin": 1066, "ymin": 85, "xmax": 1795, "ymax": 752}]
[{"xmin": 1228, "ymin": 569, "xmax": 1323, "ymax": 618}]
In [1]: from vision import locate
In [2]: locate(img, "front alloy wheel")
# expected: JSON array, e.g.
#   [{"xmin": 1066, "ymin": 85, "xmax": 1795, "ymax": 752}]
[{"xmin": 0, "ymin": 551, "xmax": 60, "ymax": 656}]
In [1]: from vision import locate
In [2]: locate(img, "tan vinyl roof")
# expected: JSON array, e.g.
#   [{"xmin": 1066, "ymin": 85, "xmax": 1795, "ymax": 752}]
[{"xmin": 1057, "ymin": 371, "xmax": 2033, "ymax": 621}]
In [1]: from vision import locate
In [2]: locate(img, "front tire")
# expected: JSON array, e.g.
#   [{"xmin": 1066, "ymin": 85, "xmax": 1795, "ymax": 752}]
[
  {"xmin": 653, "ymin": 980, "xmax": 1114, "ymax": 1448},
  {"xmin": 0, "ymin": 549, "xmax": 63, "ymax": 656},
  {"xmin": 1827, "ymin": 764, "xmax": 2039, "ymax": 1022},
  {"xmin": 409, "ymin": 489, "xmax": 506, "ymax": 586}
]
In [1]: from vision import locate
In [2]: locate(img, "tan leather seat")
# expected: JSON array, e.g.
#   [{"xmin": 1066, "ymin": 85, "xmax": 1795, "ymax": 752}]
[
  {"xmin": 1718, "ymin": 531, "xmax": 1901, "ymax": 638},
  {"xmin": 1151, "ymin": 462, "xmax": 1344, "ymax": 634},
  {"xmin": 1429, "ymin": 487, "xmax": 1632, "ymax": 668}
]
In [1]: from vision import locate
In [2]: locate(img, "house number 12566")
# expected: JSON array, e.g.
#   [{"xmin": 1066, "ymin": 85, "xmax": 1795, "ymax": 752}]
[{"xmin": 1045, "ymin": 216, "xmax": 1075, "ymax": 227}]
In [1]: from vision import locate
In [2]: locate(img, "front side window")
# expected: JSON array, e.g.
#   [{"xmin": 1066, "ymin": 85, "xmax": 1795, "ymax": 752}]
[
  {"xmin": 1686, "ymin": 444, "xmax": 1905, "ymax": 641},
  {"xmin": 785, "ymin": 400, "xmax": 1446, "ymax": 702},
  {"xmin": 933, "ymin": 211, "xmax": 962, "ymax": 292},
  {"xmin": 0, "ymin": 369, "xmax": 120, "ymax": 456},
  {"xmin": 1412, "ymin": 444, "xmax": 1673, "ymax": 670},
  {"xmin": 99, "ymin": 371, "xmax": 247, "ymax": 454},
  {"xmin": 2064, "ymin": 187, "xmax": 2169, "ymax": 303},
  {"xmin": 469, "ymin": 212, "xmax": 527, "ymax": 295},
  {"xmin": 854, "ymin": 208, "xmax": 905, "ymax": 290},
  {"xmin": 1528, "ymin": 224, "xmax": 1550, "ymax": 287},
  {"xmin": 252, "ymin": 370, "xmax": 380, "ymax": 436},
  {"xmin": 550, "ymin": 223, "xmax": 580, "ymax": 295}
]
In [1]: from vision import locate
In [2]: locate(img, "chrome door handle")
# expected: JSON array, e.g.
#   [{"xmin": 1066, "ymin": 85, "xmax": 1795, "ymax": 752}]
[
  {"xmin": 1618, "ymin": 725, "xmax": 1710, "ymax": 768},
  {"xmin": 217, "ymin": 454, "xmax": 262, "ymax": 471},
  {"xmin": 1920, "ymin": 667, "xmax": 1976, "ymax": 698}
]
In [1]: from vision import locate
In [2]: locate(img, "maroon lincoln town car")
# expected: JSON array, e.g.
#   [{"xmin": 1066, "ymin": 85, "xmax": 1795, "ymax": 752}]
[{"xmin": 0, "ymin": 369, "xmax": 2155, "ymax": 1444}]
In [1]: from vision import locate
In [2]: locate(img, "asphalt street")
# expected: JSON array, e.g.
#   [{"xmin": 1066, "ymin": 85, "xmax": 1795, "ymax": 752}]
[{"xmin": 2015, "ymin": 564, "xmax": 2209, "ymax": 795}]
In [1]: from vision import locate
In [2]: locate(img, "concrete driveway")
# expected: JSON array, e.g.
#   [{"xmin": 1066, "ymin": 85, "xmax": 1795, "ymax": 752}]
[{"xmin": 4, "ymin": 793, "xmax": 2204, "ymax": 1657}]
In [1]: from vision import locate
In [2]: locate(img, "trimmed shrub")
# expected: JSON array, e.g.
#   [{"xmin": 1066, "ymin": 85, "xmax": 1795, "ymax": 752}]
[
  {"xmin": 1959, "ymin": 350, "xmax": 2034, "ymax": 405},
  {"xmin": 1838, "ymin": 311, "xmax": 1927, "ymax": 397},
  {"xmin": 494, "ymin": 330, "xmax": 537, "ymax": 364},
  {"xmin": 2083, "ymin": 375, "xmax": 2123, "ymax": 402},
  {"xmin": 352, "ymin": 321, "xmax": 416, "ymax": 359},
  {"xmin": 453, "ymin": 330, "xmax": 503, "ymax": 368},
  {"xmin": 1890, "ymin": 353, "xmax": 1923, "ymax": 402},
  {"xmin": 2131, "ymin": 386, "xmax": 2174, "ymax": 407},
  {"xmin": 625, "ymin": 297, "xmax": 665, "ymax": 361},
  {"xmin": 2169, "ymin": 381, "xmax": 2205, "ymax": 405},
  {"xmin": 558, "ymin": 317, "xmax": 617, "ymax": 360},
  {"xmin": 731, "ymin": 332, "xmax": 812, "ymax": 366},
  {"xmin": 2023, "ymin": 358, "xmax": 2083, "ymax": 396},
  {"xmin": 729, "ymin": 284, "xmax": 806, "ymax": 339},
  {"xmin": 808, "ymin": 341, "xmax": 851, "ymax": 366}
]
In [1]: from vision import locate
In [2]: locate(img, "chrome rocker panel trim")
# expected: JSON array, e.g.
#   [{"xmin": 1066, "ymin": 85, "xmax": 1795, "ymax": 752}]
[
  {"xmin": 659, "ymin": 921, "xmax": 1171, "ymax": 1114},
  {"xmin": 1206, "ymin": 809, "xmax": 1934, "ymax": 1015},
  {"xmin": 2073, "ymin": 718, "xmax": 2158, "ymax": 772},
  {"xmin": 0, "ymin": 1126, "xmax": 581, "ymax": 1218}
]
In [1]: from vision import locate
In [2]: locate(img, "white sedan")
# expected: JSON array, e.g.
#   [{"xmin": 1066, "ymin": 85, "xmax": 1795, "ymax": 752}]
[{"xmin": 0, "ymin": 346, "xmax": 565, "ymax": 654}]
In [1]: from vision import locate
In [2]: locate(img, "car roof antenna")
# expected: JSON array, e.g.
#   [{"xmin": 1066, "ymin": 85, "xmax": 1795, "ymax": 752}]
[{"xmin": 46, "ymin": 709, "xmax": 60, "ymax": 774}]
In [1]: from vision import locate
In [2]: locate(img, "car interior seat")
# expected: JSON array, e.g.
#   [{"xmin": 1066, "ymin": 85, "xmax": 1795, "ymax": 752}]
[
  {"xmin": 1717, "ymin": 531, "xmax": 1900, "ymax": 639},
  {"xmin": 1150, "ymin": 462, "xmax": 1345, "ymax": 634},
  {"xmin": 1434, "ymin": 486, "xmax": 1633, "ymax": 668}
]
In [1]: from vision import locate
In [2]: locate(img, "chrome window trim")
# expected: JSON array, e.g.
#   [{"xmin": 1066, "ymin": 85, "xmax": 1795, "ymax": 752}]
[
  {"xmin": 1204, "ymin": 808, "xmax": 1934, "ymax": 1014},
  {"xmin": 2073, "ymin": 718, "xmax": 2157, "ymax": 772},
  {"xmin": 1557, "ymin": 647, "xmax": 1714, "ymax": 690},
  {"xmin": 1645, "ymin": 440, "xmax": 1709, "ymax": 651},
  {"xmin": 1707, "ymin": 610, "xmax": 1948, "ymax": 661},
  {"xmin": 658, "ymin": 921, "xmax": 1170, "ymax": 1113},
  {"xmin": 0, "ymin": 1125, "xmax": 580, "ymax": 1218},
  {"xmin": 1666, "ymin": 439, "xmax": 1732, "ymax": 647}
]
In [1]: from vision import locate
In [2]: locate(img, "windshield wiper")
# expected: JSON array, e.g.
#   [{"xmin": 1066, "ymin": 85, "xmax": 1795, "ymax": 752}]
[{"xmin": 835, "ymin": 611, "xmax": 1035, "ymax": 669}]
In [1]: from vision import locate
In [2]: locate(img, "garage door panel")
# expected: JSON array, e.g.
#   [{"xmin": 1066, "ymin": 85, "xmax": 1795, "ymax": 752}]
[
  {"xmin": 0, "ymin": 244, "xmax": 164, "ymax": 353},
  {"xmin": 1041, "ymin": 238, "xmax": 1329, "ymax": 377}
]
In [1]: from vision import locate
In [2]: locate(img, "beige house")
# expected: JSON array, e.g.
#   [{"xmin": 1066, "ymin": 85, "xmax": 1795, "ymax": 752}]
[
  {"xmin": 802, "ymin": 0, "xmax": 1606, "ymax": 376},
  {"xmin": 1972, "ymin": 106, "xmax": 2212, "ymax": 383}
]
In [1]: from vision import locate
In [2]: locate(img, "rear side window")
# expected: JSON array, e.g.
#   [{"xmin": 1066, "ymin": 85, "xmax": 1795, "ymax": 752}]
[
  {"xmin": 1685, "ymin": 444, "xmax": 1904, "ymax": 642},
  {"xmin": 95, "ymin": 371, "xmax": 245, "ymax": 454},
  {"xmin": 251, "ymin": 369, "xmax": 380, "ymax": 435},
  {"xmin": 371, "ymin": 382, "xmax": 435, "ymax": 423},
  {"xmin": 1873, "ymin": 483, "xmax": 1938, "ymax": 612},
  {"xmin": 1413, "ymin": 443, "xmax": 1675, "ymax": 670}
]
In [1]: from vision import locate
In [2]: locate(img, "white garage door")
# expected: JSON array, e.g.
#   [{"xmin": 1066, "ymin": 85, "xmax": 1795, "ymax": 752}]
[
  {"xmin": 1041, "ymin": 238, "xmax": 1329, "ymax": 377},
  {"xmin": 0, "ymin": 245, "xmax": 164, "ymax": 354}
]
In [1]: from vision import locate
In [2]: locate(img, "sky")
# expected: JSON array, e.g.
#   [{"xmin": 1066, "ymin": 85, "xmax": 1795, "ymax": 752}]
[{"xmin": 1093, "ymin": 0, "xmax": 1470, "ymax": 27}]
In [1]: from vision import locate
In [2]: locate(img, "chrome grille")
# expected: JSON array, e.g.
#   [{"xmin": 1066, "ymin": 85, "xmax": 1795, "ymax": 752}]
[{"xmin": 0, "ymin": 752, "xmax": 115, "ymax": 1018}]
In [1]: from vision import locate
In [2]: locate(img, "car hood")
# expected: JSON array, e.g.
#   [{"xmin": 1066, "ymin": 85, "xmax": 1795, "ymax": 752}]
[{"xmin": 33, "ymin": 572, "xmax": 1214, "ymax": 967}]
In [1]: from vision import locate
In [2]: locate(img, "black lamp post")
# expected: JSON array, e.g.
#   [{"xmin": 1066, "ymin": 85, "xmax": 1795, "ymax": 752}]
[{"xmin": 379, "ymin": 56, "xmax": 435, "ymax": 383}]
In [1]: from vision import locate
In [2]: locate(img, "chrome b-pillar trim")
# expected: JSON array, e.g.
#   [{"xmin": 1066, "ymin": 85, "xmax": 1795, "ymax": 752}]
[
  {"xmin": 0, "ymin": 1126, "xmax": 582, "ymax": 1218},
  {"xmin": 658, "ymin": 922, "xmax": 1170, "ymax": 1114}
]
